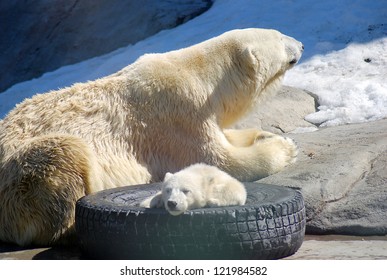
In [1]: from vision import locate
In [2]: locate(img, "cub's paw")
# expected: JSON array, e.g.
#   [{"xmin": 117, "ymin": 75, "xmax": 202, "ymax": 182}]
[
  {"xmin": 139, "ymin": 192, "xmax": 163, "ymax": 208},
  {"xmin": 207, "ymin": 198, "xmax": 221, "ymax": 207}
]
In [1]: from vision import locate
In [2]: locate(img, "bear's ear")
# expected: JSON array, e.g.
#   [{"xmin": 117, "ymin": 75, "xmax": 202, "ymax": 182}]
[
  {"xmin": 164, "ymin": 172, "xmax": 173, "ymax": 181},
  {"xmin": 241, "ymin": 46, "xmax": 259, "ymax": 69}
]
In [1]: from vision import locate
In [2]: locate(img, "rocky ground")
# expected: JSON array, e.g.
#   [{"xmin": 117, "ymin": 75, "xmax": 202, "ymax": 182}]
[
  {"xmin": 1, "ymin": 235, "xmax": 387, "ymax": 260},
  {"xmin": 286, "ymin": 235, "xmax": 387, "ymax": 259},
  {"xmin": 252, "ymin": 87, "xmax": 387, "ymax": 236}
]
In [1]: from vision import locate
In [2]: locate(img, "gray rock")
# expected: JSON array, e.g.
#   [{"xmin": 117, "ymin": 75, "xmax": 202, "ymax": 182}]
[
  {"xmin": 286, "ymin": 235, "xmax": 387, "ymax": 260},
  {"xmin": 236, "ymin": 87, "xmax": 387, "ymax": 235},
  {"xmin": 233, "ymin": 86, "xmax": 318, "ymax": 134},
  {"xmin": 0, "ymin": 0, "xmax": 212, "ymax": 92},
  {"xmin": 258, "ymin": 118, "xmax": 387, "ymax": 235},
  {"xmin": 234, "ymin": 86, "xmax": 386, "ymax": 235}
]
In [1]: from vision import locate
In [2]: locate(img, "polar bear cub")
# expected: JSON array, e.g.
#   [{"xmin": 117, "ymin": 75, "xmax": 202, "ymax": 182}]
[{"xmin": 141, "ymin": 163, "xmax": 247, "ymax": 215}]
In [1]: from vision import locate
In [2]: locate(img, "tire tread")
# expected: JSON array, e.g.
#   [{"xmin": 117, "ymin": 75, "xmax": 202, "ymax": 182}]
[{"xmin": 75, "ymin": 183, "xmax": 305, "ymax": 259}]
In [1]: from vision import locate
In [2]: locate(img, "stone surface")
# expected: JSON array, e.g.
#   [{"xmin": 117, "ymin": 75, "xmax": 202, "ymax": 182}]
[
  {"xmin": 258, "ymin": 119, "xmax": 387, "ymax": 235},
  {"xmin": 286, "ymin": 235, "xmax": 387, "ymax": 260},
  {"xmin": 232, "ymin": 85, "xmax": 387, "ymax": 236},
  {"xmin": 233, "ymin": 86, "xmax": 386, "ymax": 235},
  {"xmin": 2, "ymin": 235, "xmax": 387, "ymax": 260},
  {"xmin": 233, "ymin": 86, "xmax": 318, "ymax": 134},
  {"xmin": 0, "ymin": 0, "xmax": 212, "ymax": 92}
]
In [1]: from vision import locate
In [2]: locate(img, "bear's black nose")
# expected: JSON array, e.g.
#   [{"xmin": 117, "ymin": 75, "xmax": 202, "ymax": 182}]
[{"xmin": 167, "ymin": 201, "xmax": 177, "ymax": 210}]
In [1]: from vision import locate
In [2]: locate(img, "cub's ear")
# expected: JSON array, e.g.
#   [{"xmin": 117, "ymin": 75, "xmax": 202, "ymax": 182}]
[{"xmin": 164, "ymin": 172, "xmax": 173, "ymax": 182}]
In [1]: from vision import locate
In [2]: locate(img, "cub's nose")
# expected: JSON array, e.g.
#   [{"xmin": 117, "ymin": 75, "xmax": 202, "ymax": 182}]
[{"xmin": 167, "ymin": 200, "xmax": 177, "ymax": 210}]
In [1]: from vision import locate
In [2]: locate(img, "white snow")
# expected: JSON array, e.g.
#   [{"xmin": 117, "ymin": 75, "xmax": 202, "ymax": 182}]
[
  {"xmin": 285, "ymin": 38, "xmax": 387, "ymax": 126},
  {"xmin": 1, "ymin": 0, "xmax": 386, "ymax": 128}
]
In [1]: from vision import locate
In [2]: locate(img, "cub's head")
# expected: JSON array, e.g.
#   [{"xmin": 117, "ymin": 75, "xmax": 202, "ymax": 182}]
[{"xmin": 161, "ymin": 172, "xmax": 206, "ymax": 216}]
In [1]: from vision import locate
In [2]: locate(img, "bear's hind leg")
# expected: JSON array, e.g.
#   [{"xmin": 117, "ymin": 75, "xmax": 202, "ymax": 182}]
[{"xmin": 0, "ymin": 135, "xmax": 97, "ymax": 246}]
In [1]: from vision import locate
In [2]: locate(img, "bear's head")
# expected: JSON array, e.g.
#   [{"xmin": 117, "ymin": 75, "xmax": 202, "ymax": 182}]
[
  {"xmin": 214, "ymin": 28, "xmax": 304, "ymax": 126},
  {"xmin": 229, "ymin": 28, "xmax": 303, "ymax": 76},
  {"xmin": 161, "ymin": 171, "xmax": 206, "ymax": 216}
]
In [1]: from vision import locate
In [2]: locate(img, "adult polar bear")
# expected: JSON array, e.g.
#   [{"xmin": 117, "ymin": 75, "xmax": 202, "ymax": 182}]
[{"xmin": 0, "ymin": 28, "xmax": 303, "ymax": 246}]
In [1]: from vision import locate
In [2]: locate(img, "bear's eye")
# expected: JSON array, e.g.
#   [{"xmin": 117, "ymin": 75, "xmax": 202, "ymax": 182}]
[
  {"xmin": 182, "ymin": 189, "xmax": 190, "ymax": 195},
  {"xmin": 165, "ymin": 188, "xmax": 172, "ymax": 194}
]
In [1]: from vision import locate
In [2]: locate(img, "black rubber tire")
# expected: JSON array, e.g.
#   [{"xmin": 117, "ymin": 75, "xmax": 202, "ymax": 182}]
[{"xmin": 75, "ymin": 182, "xmax": 306, "ymax": 260}]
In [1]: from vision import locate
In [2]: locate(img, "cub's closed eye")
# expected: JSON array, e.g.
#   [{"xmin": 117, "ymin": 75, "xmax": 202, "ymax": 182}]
[{"xmin": 182, "ymin": 189, "xmax": 190, "ymax": 194}]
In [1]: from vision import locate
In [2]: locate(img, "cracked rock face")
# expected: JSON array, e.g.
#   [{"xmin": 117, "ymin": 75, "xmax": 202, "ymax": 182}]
[{"xmin": 257, "ymin": 118, "xmax": 387, "ymax": 235}]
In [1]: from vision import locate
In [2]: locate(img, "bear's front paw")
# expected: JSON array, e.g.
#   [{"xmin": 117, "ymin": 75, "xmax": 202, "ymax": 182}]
[
  {"xmin": 281, "ymin": 136, "xmax": 298, "ymax": 164},
  {"xmin": 257, "ymin": 134, "xmax": 298, "ymax": 174},
  {"xmin": 253, "ymin": 131, "xmax": 277, "ymax": 142},
  {"xmin": 272, "ymin": 135, "xmax": 298, "ymax": 169}
]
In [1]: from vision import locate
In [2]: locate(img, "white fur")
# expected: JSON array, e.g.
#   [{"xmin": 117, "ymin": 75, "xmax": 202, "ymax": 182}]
[
  {"xmin": 0, "ymin": 28, "xmax": 302, "ymax": 245},
  {"xmin": 140, "ymin": 163, "xmax": 247, "ymax": 215}
]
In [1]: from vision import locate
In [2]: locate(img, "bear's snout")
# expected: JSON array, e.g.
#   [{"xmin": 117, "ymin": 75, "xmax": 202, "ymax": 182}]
[
  {"xmin": 282, "ymin": 34, "xmax": 303, "ymax": 66},
  {"xmin": 167, "ymin": 200, "xmax": 178, "ymax": 210}
]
